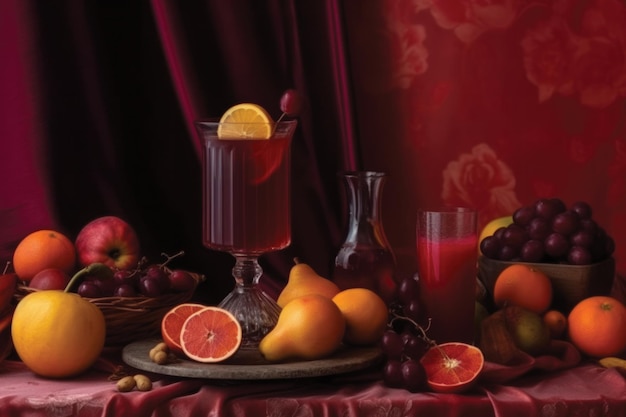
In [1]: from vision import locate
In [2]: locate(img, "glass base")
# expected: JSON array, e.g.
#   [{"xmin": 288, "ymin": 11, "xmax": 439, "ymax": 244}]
[{"xmin": 218, "ymin": 285, "xmax": 281, "ymax": 349}]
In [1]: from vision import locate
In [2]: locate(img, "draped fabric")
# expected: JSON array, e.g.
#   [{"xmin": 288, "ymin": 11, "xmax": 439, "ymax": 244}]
[{"xmin": 1, "ymin": 0, "xmax": 625, "ymax": 304}]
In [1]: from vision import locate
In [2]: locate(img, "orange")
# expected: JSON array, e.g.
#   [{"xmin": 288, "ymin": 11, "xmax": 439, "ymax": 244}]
[
  {"xmin": 161, "ymin": 303, "xmax": 206, "ymax": 356},
  {"xmin": 332, "ymin": 288, "xmax": 388, "ymax": 346},
  {"xmin": 180, "ymin": 306, "xmax": 242, "ymax": 363},
  {"xmin": 420, "ymin": 342, "xmax": 484, "ymax": 394},
  {"xmin": 11, "ymin": 290, "xmax": 106, "ymax": 378},
  {"xmin": 12, "ymin": 230, "xmax": 76, "ymax": 282},
  {"xmin": 567, "ymin": 296, "xmax": 626, "ymax": 357},
  {"xmin": 493, "ymin": 264, "xmax": 552, "ymax": 314},
  {"xmin": 543, "ymin": 309, "xmax": 567, "ymax": 339},
  {"xmin": 217, "ymin": 103, "xmax": 273, "ymax": 139}
]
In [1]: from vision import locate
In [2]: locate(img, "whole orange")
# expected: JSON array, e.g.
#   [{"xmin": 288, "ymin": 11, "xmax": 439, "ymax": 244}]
[
  {"xmin": 543, "ymin": 309, "xmax": 567, "ymax": 339},
  {"xmin": 11, "ymin": 290, "xmax": 106, "ymax": 378},
  {"xmin": 493, "ymin": 264, "xmax": 552, "ymax": 314},
  {"xmin": 567, "ymin": 296, "xmax": 626, "ymax": 357},
  {"xmin": 12, "ymin": 230, "xmax": 76, "ymax": 282},
  {"xmin": 332, "ymin": 288, "xmax": 388, "ymax": 346}
]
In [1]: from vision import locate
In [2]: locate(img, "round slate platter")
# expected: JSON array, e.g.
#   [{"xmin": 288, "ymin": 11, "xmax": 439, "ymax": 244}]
[{"xmin": 122, "ymin": 339, "xmax": 383, "ymax": 380}]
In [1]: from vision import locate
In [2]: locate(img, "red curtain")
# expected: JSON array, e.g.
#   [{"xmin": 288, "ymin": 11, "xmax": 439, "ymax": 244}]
[{"xmin": 1, "ymin": 0, "xmax": 624, "ymax": 303}]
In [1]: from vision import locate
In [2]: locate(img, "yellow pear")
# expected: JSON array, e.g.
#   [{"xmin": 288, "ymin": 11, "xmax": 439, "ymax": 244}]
[
  {"xmin": 259, "ymin": 294, "xmax": 346, "ymax": 362},
  {"xmin": 276, "ymin": 259, "xmax": 340, "ymax": 308}
]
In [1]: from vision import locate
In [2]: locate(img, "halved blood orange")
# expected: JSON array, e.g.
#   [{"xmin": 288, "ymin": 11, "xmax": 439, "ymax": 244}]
[
  {"xmin": 180, "ymin": 306, "xmax": 242, "ymax": 363},
  {"xmin": 161, "ymin": 303, "xmax": 206, "ymax": 356},
  {"xmin": 419, "ymin": 342, "xmax": 484, "ymax": 393}
]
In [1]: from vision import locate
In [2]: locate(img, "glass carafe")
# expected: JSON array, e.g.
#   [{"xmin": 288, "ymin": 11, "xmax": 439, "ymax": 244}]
[{"xmin": 332, "ymin": 171, "xmax": 397, "ymax": 303}]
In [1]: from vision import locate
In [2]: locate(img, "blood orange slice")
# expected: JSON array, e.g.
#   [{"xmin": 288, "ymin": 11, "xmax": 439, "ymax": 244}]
[
  {"xmin": 180, "ymin": 306, "xmax": 242, "ymax": 363},
  {"xmin": 161, "ymin": 303, "xmax": 206, "ymax": 356},
  {"xmin": 419, "ymin": 342, "xmax": 484, "ymax": 393}
]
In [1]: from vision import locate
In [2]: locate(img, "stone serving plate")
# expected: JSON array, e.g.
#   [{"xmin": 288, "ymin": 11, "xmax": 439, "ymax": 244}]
[
  {"xmin": 123, "ymin": 339, "xmax": 383, "ymax": 380},
  {"xmin": 478, "ymin": 256, "xmax": 615, "ymax": 313}
]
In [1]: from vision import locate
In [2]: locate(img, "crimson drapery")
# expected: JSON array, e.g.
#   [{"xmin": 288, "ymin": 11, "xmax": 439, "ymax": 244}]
[{"xmin": 1, "ymin": 0, "xmax": 625, "ymax": 305}]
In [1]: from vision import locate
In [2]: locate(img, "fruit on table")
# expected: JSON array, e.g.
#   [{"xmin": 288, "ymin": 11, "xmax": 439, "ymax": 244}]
[
  {"xmin": 259, "ymin": 294, "xmax": 346, "ymax": 362},
  {"xmin": 29, "ymin": 268, "xmax": 71, "ymax": 291},
  {"xmin": 12, "ymin": 230, "xmax": 76, "ymax": 282},
  {"xmin": 479, "ymin": 309, "xmax": 519, "ymax": 364},
  {"xmin": 567, "ymin": 296, "xmax": 626, "ymax": 357},
  {"xmin": 276, "ymin": 259, "xmax": 340, "ymax": 308},
  {"xmin": 420, "ymin": 342, "xmax": 484, "ymax": 394},
  {"xmin": 492, "ymin": 263, "xmax": 552, "ymax": 314},
  {"xmin": 480, "ymin": 198, "xmax": 614, "ymax": 264},
  {"xmin": 161, "ymin": 302, "xmax": 206, "ymax": 356},
  {"xmin": 75, "ymin": 216, "xmax": 141, "ymax": 270},
  {"xmin": 542, "ymin": 309, "xmax": 567, "ymax": 339},
  {"xmin": 502, "ymin": 305, "xmax": 551, "ymax": 356},
  {"xmin": 332, "ymin": 288, "xmax": 388, "ymax": 346},
  {"xmin": 180, "ymin": 306, "xmax": 242, "ymax": 363},
  {"xmin": 11, "ymin": 265, "xmax": 106, "ymax": 377}
]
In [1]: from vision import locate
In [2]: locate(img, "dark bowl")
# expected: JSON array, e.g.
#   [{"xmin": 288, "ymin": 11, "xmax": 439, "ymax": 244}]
[{"xmin": 478, "ymin": 256, "xmax": 615, "ymax": 313}]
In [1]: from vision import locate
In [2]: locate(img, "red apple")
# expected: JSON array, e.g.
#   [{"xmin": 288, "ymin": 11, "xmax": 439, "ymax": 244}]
[
  {"xmin": 29, "ymin": 268, "xmax": 71, "ymax": 290},
  {"xmin": 75, "ymin": 216, "xmax": 141, "ymax": 270}
]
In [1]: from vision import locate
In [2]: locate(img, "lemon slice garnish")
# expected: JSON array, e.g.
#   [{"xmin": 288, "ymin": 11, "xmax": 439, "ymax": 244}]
[{"xmin": 217, "ymin": 103, "xmax": 274, "ymax": 139}]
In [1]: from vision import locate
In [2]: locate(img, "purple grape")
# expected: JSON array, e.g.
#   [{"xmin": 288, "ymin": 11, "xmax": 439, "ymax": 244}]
[
  {"xmin": 550, "ymin": 198, "xmax": 567, "ymax": 214},
  {"xmin": 139, "ymin": 277, "xmax": 165, "ymax": 297},
  {"xmin": 403, "ymin": 335, "xmax": 429, "ymax": 360},
  {"xmin": 544, "ymin": 233, "xmax": 570, "ymax": 259},
  {"xmin": 113, "ymin": 269, "xmax": 139, "ymax": 287},
  {"xmin": 480, "ymin": 235, "xmax": 501, "ymax": 259},
  {"xmin": 570, "ymin": 230, "xmax": 594, "ymax": 249},
  {"xmin": 114, "ymin": 283, "xmax": 137, "ymax": 297},
  {"xmin": 401, "ymin": 359, "xmax": 427, "ymax": 392},
  {"xmin": 528, "ymin": 217, "xmax": 551, "ymax": 241},
  {"xmin": 535, "ymin": 198, "xmax": 563, "ymax": 220},
  {"xmin": 552, "ymin": 211, "xmax": 580, "ymax": 236},
  {"xmin": 520, "ymin": 239, "xmax": 545, "ymax": 263},
  {"xmin": 570, "ymin": 201, "xmax": 592, "ymax": 219},
  {"xmin": 77, "ymin": 282, "xmax": 102, "ymax": 298},
  {"xmin": 580, "ymin": 218, "xmax": 599, "ymax": 235},
  {"xmin": 502, "ymin": 225, "xmax": 528, "ymax": 249},
  {"xmin": 493, "ymin": 227, "xmax": 507, "ymax": 241},
  {"xmin": 279, "ymin": 89, "xmax": 303, "ymax": 116},
  {"xmin": 383, "ymin": 360, "xmax": 404, "ymax": 388},
  {"xmin": 397, "ymin": 276, "xmax": 420, "ymax": 306},
  {"xmin": 512, "ymin": 205, "xmax": 535, "ymax": 226},
  {"xmin": 402, "ymin": 299, "xmax": 422, "ymax": 322},
  {"xmin": 168, "ymin": 270, "xmax": 196, "ymax": 292},
  {"xmin": 141, "ymin": 265, "xmax": 170, "ymax": 292},
  {"xmin": 85, "ymin": 276, "xmax": 116, "ymax": 297},
  {"xmin": 498, "ymin": 245, "xmax": 518, "ymax": 261},
  {"xmin": 381, "ymin": 330, "xmax": 403, "ymax": 360},
  {"xmin": 568, "ymin": 246, "xmax": 592, "ymax": 265}
]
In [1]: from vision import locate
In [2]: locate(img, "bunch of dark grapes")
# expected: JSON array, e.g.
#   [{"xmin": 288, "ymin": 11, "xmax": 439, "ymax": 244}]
[
  {"xmin": 380, "ymin": 273, "xmax": 433, "ymax": 392},
  {"xmin": 76, "ymin": 251, "xmax": 199, "ymax": 298},
  {"xmin": 480, "ymin": 198, "xmax": 615, "ymax": 265}
]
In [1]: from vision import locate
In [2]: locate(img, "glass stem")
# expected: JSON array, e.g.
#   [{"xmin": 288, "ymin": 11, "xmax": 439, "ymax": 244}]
[{"xmin": 232, "ymin": 256, "xmax": 262, "ymax": 288}]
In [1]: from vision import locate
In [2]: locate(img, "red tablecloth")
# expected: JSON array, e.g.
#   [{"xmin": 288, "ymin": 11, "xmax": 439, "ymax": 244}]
[{"xmin": 1, "ymin": 350, "xmax": 625, "ymax": 417}]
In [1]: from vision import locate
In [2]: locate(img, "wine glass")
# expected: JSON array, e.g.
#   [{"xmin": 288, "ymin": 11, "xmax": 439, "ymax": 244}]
[{"xmin": 195, "ymin": 119, "xmax": 297, "ymax": 349}]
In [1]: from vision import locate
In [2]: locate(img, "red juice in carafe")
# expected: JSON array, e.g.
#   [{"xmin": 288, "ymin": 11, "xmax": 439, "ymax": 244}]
[
  {"xmin": 203, "ymin": 136, "xmax": 291, "ymax": 255},
  {"xmin": 333, "ymin": 246, "xmax": 396, "ymax": 303},
  {"xmin": 417, "ymin": 235, "xmax": 477, "ymax": 344}
]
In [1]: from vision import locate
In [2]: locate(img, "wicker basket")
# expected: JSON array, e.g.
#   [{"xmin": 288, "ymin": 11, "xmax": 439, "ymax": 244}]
[
  {"xmin": 14, "ymin": 274, "xmax": 201, "ymax": 347},
  {"xmin": 478, "ymin": 256, "xmax": 615, "ymax": 313}
]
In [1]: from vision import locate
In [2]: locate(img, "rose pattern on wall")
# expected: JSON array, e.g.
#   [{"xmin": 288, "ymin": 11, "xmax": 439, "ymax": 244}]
[{"xmin": 348, "ymin": 0, "xmax": 626, "ymax": 276}]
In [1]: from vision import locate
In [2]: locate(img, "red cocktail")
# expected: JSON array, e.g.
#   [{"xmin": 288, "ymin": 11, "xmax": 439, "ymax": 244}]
[
  {"xmin": 417, "ymin": 208, "xmax": 477, "ymax": 344},
  {"xmin": 196, "ymin": 119, "xmax": 297, "ymax": 348}
]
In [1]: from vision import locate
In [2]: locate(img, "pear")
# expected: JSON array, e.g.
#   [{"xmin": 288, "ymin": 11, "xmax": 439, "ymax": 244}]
[
  {"xmin": 259, "ymin": 294, "xmax": 346, "ymax": 362},
  {"xmin": 276, "ymin": 259, "xmax": 341, "ymax": 308},
  {"xmin": 503, "ymin": 305, "xmax": 551, "ymax": 356}
]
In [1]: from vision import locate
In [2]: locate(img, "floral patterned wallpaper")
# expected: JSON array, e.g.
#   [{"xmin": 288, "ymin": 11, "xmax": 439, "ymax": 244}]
[{"xmin": 344, "ymin": 0, "xmax": 626, "ymax": 276}]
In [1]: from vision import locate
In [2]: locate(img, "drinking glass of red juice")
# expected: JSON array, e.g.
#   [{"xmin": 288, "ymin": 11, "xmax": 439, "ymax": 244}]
[{"xmin": 416, "ymin": 208, "xmax": 478, "ymax": 344}]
